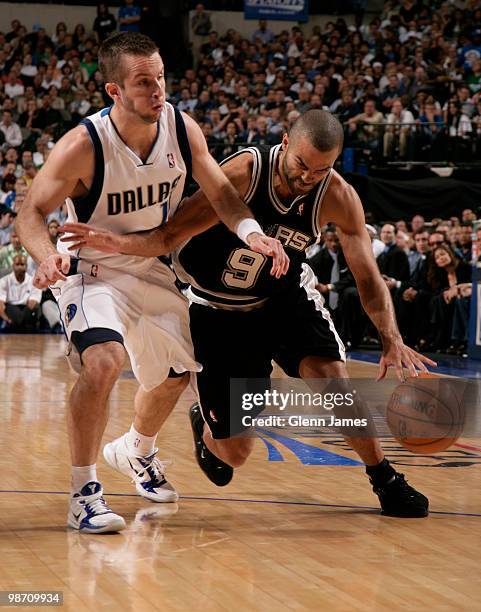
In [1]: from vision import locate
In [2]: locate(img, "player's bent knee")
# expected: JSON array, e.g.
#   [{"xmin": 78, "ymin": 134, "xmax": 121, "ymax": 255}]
[
  {"xmin": 218, "ymin": 438, "xmax": 254, "ymax": 468},
  {"xmin": 81, "ymin": 341, "xmax": 125, "ymax": 382}
]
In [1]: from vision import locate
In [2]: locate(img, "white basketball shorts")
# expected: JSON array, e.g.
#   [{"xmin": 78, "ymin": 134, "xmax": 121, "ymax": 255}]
[{"xmin": 52, "ymin": 258, "xmax": 201, "ymax": 391}]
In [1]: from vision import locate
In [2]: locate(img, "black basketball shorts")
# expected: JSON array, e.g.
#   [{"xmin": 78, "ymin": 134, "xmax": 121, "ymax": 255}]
[{"xmin": 189, "ymin": 264, "xmax": 346, "ymax": 439}]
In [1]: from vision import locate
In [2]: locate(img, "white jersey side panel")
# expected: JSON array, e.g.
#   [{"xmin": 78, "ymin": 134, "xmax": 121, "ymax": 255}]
[{"xmin": 58, "ymin": 102, "xmax": 188, "ymax": 275}]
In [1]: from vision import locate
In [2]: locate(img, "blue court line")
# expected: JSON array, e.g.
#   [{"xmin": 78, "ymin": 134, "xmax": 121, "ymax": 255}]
[
  {"xmin": 258, "ymin": 435, "xmax": 284, "ymax": 461},
  {"xmin": 0, "ymin": 489, "xmax": 479, "ymax": 518},
  {"xmin": 259, "ymin": 429, "xmax": 363, "ymax": 466},
  {"xmin": 349, "ymin": 350, "xmax": 481, "ymax": 379}
]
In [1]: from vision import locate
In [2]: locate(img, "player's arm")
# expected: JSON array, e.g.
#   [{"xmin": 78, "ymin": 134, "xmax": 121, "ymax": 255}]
[
  {"xmin": 61, "ymin": 153, "xmax": 252, "ymax": 256},
  {"xmin": 182, "ymin": 112, "xmax": 289, "ymax": 277},
  {"xmin": 60, "ymin": 152, "xmax": 290, "ymax": 277},
  {"xmin": 324, "ymin": 180, "xmax": 436, "ymax": 380},
  {"xmin": 16, "ymin": 126, "xmax": 93, "ymax": 287}
]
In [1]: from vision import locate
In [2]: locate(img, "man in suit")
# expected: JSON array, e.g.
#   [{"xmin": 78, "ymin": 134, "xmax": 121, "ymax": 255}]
[
  {"xmin": 309, "ymin": 227, "xmax": 354, "ymax": 315},
  {"xmin": 308, "ymin": 227, "xmax": 360, "ymax": 347},
  {"xmin": 395, "ymin": 229, "xmax": 432, "ymax": 347},
  {"xmin": 377, "ymin": 223, "xmax": 410, "ymax": 292}
]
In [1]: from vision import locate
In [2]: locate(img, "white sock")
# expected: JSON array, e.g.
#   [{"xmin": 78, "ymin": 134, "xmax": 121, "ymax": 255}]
[
  {"xmin": 125, "ymin": 424, "xmax": 157, "ymax": 457},
  {"xmin": 71, "ymin": 464, "xmax": 97, "ymax": 493}
]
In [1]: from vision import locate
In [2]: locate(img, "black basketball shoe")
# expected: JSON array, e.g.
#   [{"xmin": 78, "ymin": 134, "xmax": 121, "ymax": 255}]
[
  {"xmin": 189, "ymin": 404, "xmax": 233, "ymax": 487},
  {"xmin": 371, "ymin": 472, "xmax": 429, "ymax": 518}
]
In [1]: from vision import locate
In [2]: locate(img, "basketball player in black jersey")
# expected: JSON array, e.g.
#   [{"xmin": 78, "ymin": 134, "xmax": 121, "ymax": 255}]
[{"xmin": 61, "ymin": 110, "xmax": 435, "ymax": 517}]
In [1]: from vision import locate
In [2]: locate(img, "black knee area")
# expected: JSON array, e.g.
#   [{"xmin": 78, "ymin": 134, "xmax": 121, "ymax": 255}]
[{"xmin": 71, "ymin": 327, "xmax": 124, "ymax": 357}]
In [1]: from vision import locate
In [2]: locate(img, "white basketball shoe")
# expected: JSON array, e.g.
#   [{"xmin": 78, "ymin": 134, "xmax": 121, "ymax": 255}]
[
  {"xmin": 68, "ymin": 481, "xmax": 126, "ymax": 533},
  {"xmin": 103, "ymin": 434, "xmax": 179, "ymax": 503}
]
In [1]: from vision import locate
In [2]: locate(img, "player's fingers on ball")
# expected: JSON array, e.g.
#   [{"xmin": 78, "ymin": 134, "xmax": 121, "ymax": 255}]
[
  {"xmin": 410, "ymin": 353, "xmax": 428, "ymax": 372},
  {"xmin": 404, "ymin": 358, "xmax": 418, "ymax": 378},
  {"xmin": 395, "ymin": 363, "xmax": 405, "ymax": 382},
  {"xmin": 376, "ymin": 360, "xmax": 387, "ymax": 381}
]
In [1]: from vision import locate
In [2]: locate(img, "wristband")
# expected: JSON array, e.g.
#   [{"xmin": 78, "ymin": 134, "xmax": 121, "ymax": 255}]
[{"xmin": 236, "ymin": 218, "xmax": 265, "ymax": 245}]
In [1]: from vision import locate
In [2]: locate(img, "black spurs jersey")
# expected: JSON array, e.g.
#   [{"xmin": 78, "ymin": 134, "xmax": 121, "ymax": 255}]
[{"xmin": 172, "ymin": 144, "xmax": 331, "ymax": 310}]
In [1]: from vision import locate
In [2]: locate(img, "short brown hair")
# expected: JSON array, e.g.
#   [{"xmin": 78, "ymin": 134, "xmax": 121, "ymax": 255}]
[{"xmin": 99, "ymin": 32, "xmax": 158, "ymax": 85}]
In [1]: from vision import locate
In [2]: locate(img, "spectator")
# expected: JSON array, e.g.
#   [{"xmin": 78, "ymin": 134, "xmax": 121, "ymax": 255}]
[
  {"xmin": 252, "ymin": 20, "xmax": 274, "ymax": 45},
  {"xmin": 377, "ymin": 223, "xmax": 410, "ymax": 292},
  {"xmin": 0, "ymin": 228, "xmax": 32, "ymax": 277},
  {"xmin": 467, "ymin": 59, "xmax": 481, "ymax": 96},
  {"xmin": 461, "ymin": 209, "xmax": 476, "ymax": 223},
  {"xmin": 35, "ymin": 96, "xmax": 62, "ymax": 132},
  {"xmin": 347, "ymin": 99, "xmax": 384, "ymax": 153},
  {"xmin": 366, "ymin": 223, "xmax": 385, "ymax": 258},
  {"xmin": 416, "ymin": 101, "xmax": 444, "ymax": 160},
  {"xmin": 455, "ymin": 223, "xmax": 473, "ymax": 263},
  {"xmin": 411, "ymin": 214, "xmax": 425, "ymax": 233},
  {"xmin": 0, "ymin": 174, "xmax": 16, "ymax": 208},
  {"xmin": 0, "ymin": 254, "xmax": 41, "ymax": 332},
  {"xmin": 5, "ymin": 70, "xmax": 25, "ymax": 100},
  {"xmin": 395, "ymin": 229, "xmax": 432, "ymax": 348},
  {"xmin": 445, "ymin": 100, "xmax": 472, "ymax": 161},
  {"xmin": 178, "ymin": 88, "xmax": 197, "ymax": 113},
  {"xmin": 93, "ymin": 3, "xmax": 117, "ymax": 43},
  {"xmin": 332, "ymin": 90, "xmax": 360, "ymax": 123},
  {"xmin": 0, "ymin": 111, "xmax": 22, "ymax": 148},
  {"xmin": 118, "ymin": 0, "xmax": 141, "ymax": 33},
  {"xmin": 18, "ymin": 99, "xmax": 43, "ymax": 136},
  {"xmin": 427, "ymin": 245, "xmax": 471, "ymax": 351},
  {"xmin": 0, "ymin": 205, "xmax": 15, "ymax": 246},
  {"xmin": 191, "ymin": 4, "xmax": 212, "ymax": 66},
  {"xmin": 309, "ymin": 227, "xmax": 358, "ymax": 346},
  {"xmin": 383, "ymin": 98, "xmax": 415, "ymax": 158},
  {"xmin": 381, "ymin": 75, "xmax": 406, "ymax": 112}
]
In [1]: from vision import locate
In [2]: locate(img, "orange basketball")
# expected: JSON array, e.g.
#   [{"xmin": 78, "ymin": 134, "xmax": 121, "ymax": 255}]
[{"xmin": 386, "ymin": 373, "xmax": 465, "ymax": 454}]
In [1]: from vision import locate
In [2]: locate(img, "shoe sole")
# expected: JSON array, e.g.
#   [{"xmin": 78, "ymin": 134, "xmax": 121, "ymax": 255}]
[
  {"xmin": 104, "ymin": 442, "xmax": 179, "ymax": 503},
  {"xmin": 381, "ymin": 509, "xmax": 429, "ymax": 518},
  {"xmin": 67, "ymin": 516, "xmax": 127, "ymax": 533},
  {"xmin": 135, "ymin": 483, "xmax": 179, "ymax": 503}
]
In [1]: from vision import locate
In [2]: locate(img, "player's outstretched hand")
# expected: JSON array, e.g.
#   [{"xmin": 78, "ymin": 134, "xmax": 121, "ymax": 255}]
[
  {"xmin": 59, "ymin": 222, "xmax": 122, "ymax": 253},
  {"xmin": 33, "ymin": 253, "xmax": 71, "ymax": 289},
  {"xmin": 377, "ymin": 339, "xmax": 437, "ymax": 382},
  {"xmin": 247, "ymin": 233, "xmax": 289, "ymax": 279}
]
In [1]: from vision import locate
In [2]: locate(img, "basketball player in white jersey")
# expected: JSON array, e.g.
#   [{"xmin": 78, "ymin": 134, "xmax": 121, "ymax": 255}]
[{"xmin": 16, "ymin": 32, "xmax": 288, "ymax": 534}]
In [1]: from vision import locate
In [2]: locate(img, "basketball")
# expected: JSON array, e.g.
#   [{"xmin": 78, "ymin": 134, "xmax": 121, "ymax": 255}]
[{"xmin": 386, "ymin": 373, "xmax": 465, "ymax": 454}]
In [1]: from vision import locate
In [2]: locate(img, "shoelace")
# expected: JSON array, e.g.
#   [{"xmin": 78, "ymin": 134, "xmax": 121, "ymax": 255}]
[
  {"xmin": 84, "ymin": 495, "xmax": 111, "ymax": 516},
  {"xmin": 132, "ymin": 457, "xmax": 172, "ymax": 485}
]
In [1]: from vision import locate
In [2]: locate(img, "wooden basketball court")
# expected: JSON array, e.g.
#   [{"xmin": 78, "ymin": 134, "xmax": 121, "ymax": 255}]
[{"xmin": 1, "ymin": 335, "xmax": 480, "ymax": 610}]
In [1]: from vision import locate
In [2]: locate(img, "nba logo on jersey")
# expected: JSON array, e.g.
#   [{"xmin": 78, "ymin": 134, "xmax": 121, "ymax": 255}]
[
  {"xmin": 167, "ymin": 153, "xmax": 175, "ymax": 168},
  {"xmin": 90, "ymin": 264, "xmax": 99, "ymax": 277},
  {"xmin": 65, "ymin": 304, "xmax": 77, "ymax": 327}
]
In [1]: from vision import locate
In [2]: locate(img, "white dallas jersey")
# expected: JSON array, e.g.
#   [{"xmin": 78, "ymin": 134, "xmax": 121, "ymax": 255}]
[{"xmin": 58, "ymin": 102, "xmax": 191, "ymax": 275}]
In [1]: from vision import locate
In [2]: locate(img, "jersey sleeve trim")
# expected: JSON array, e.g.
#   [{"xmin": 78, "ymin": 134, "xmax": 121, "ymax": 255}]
[
  {"xmin": 73, "ymin": 119, "xmax": 105, "ymax": 224},
  {"xmin": 173, "ymin": 107, "xmax": 192, "ymax": 198},
  {"xmin": 311, "ymin": 170, "xmax": 333, "ymax": 238},
  {"xmin": 219, "ymin": 147, "xmax": 262, "ymax": 205}
]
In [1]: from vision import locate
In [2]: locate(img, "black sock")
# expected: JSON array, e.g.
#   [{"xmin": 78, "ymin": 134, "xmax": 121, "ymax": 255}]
[{"xmin": 365, "ymin": 458, "xmax": 396, "ymax": 485}]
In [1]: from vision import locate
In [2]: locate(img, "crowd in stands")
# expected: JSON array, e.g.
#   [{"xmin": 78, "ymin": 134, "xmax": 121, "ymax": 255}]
[
  {"xmin": 309, "ymin": 212, "xmax": 479, "ymax": 357},
  {"xmin": 0, "ymin": 1, "xmax": 480, "ymax": 351},
  {"xmin": 187, "ymin": 0, "xmax": 481, "ymax": 163}
]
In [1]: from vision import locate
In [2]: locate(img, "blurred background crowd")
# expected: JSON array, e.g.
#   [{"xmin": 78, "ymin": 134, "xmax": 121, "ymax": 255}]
[{"xmin": 1, "ymin": 0, "xmax": 481, "ymax": 357}]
